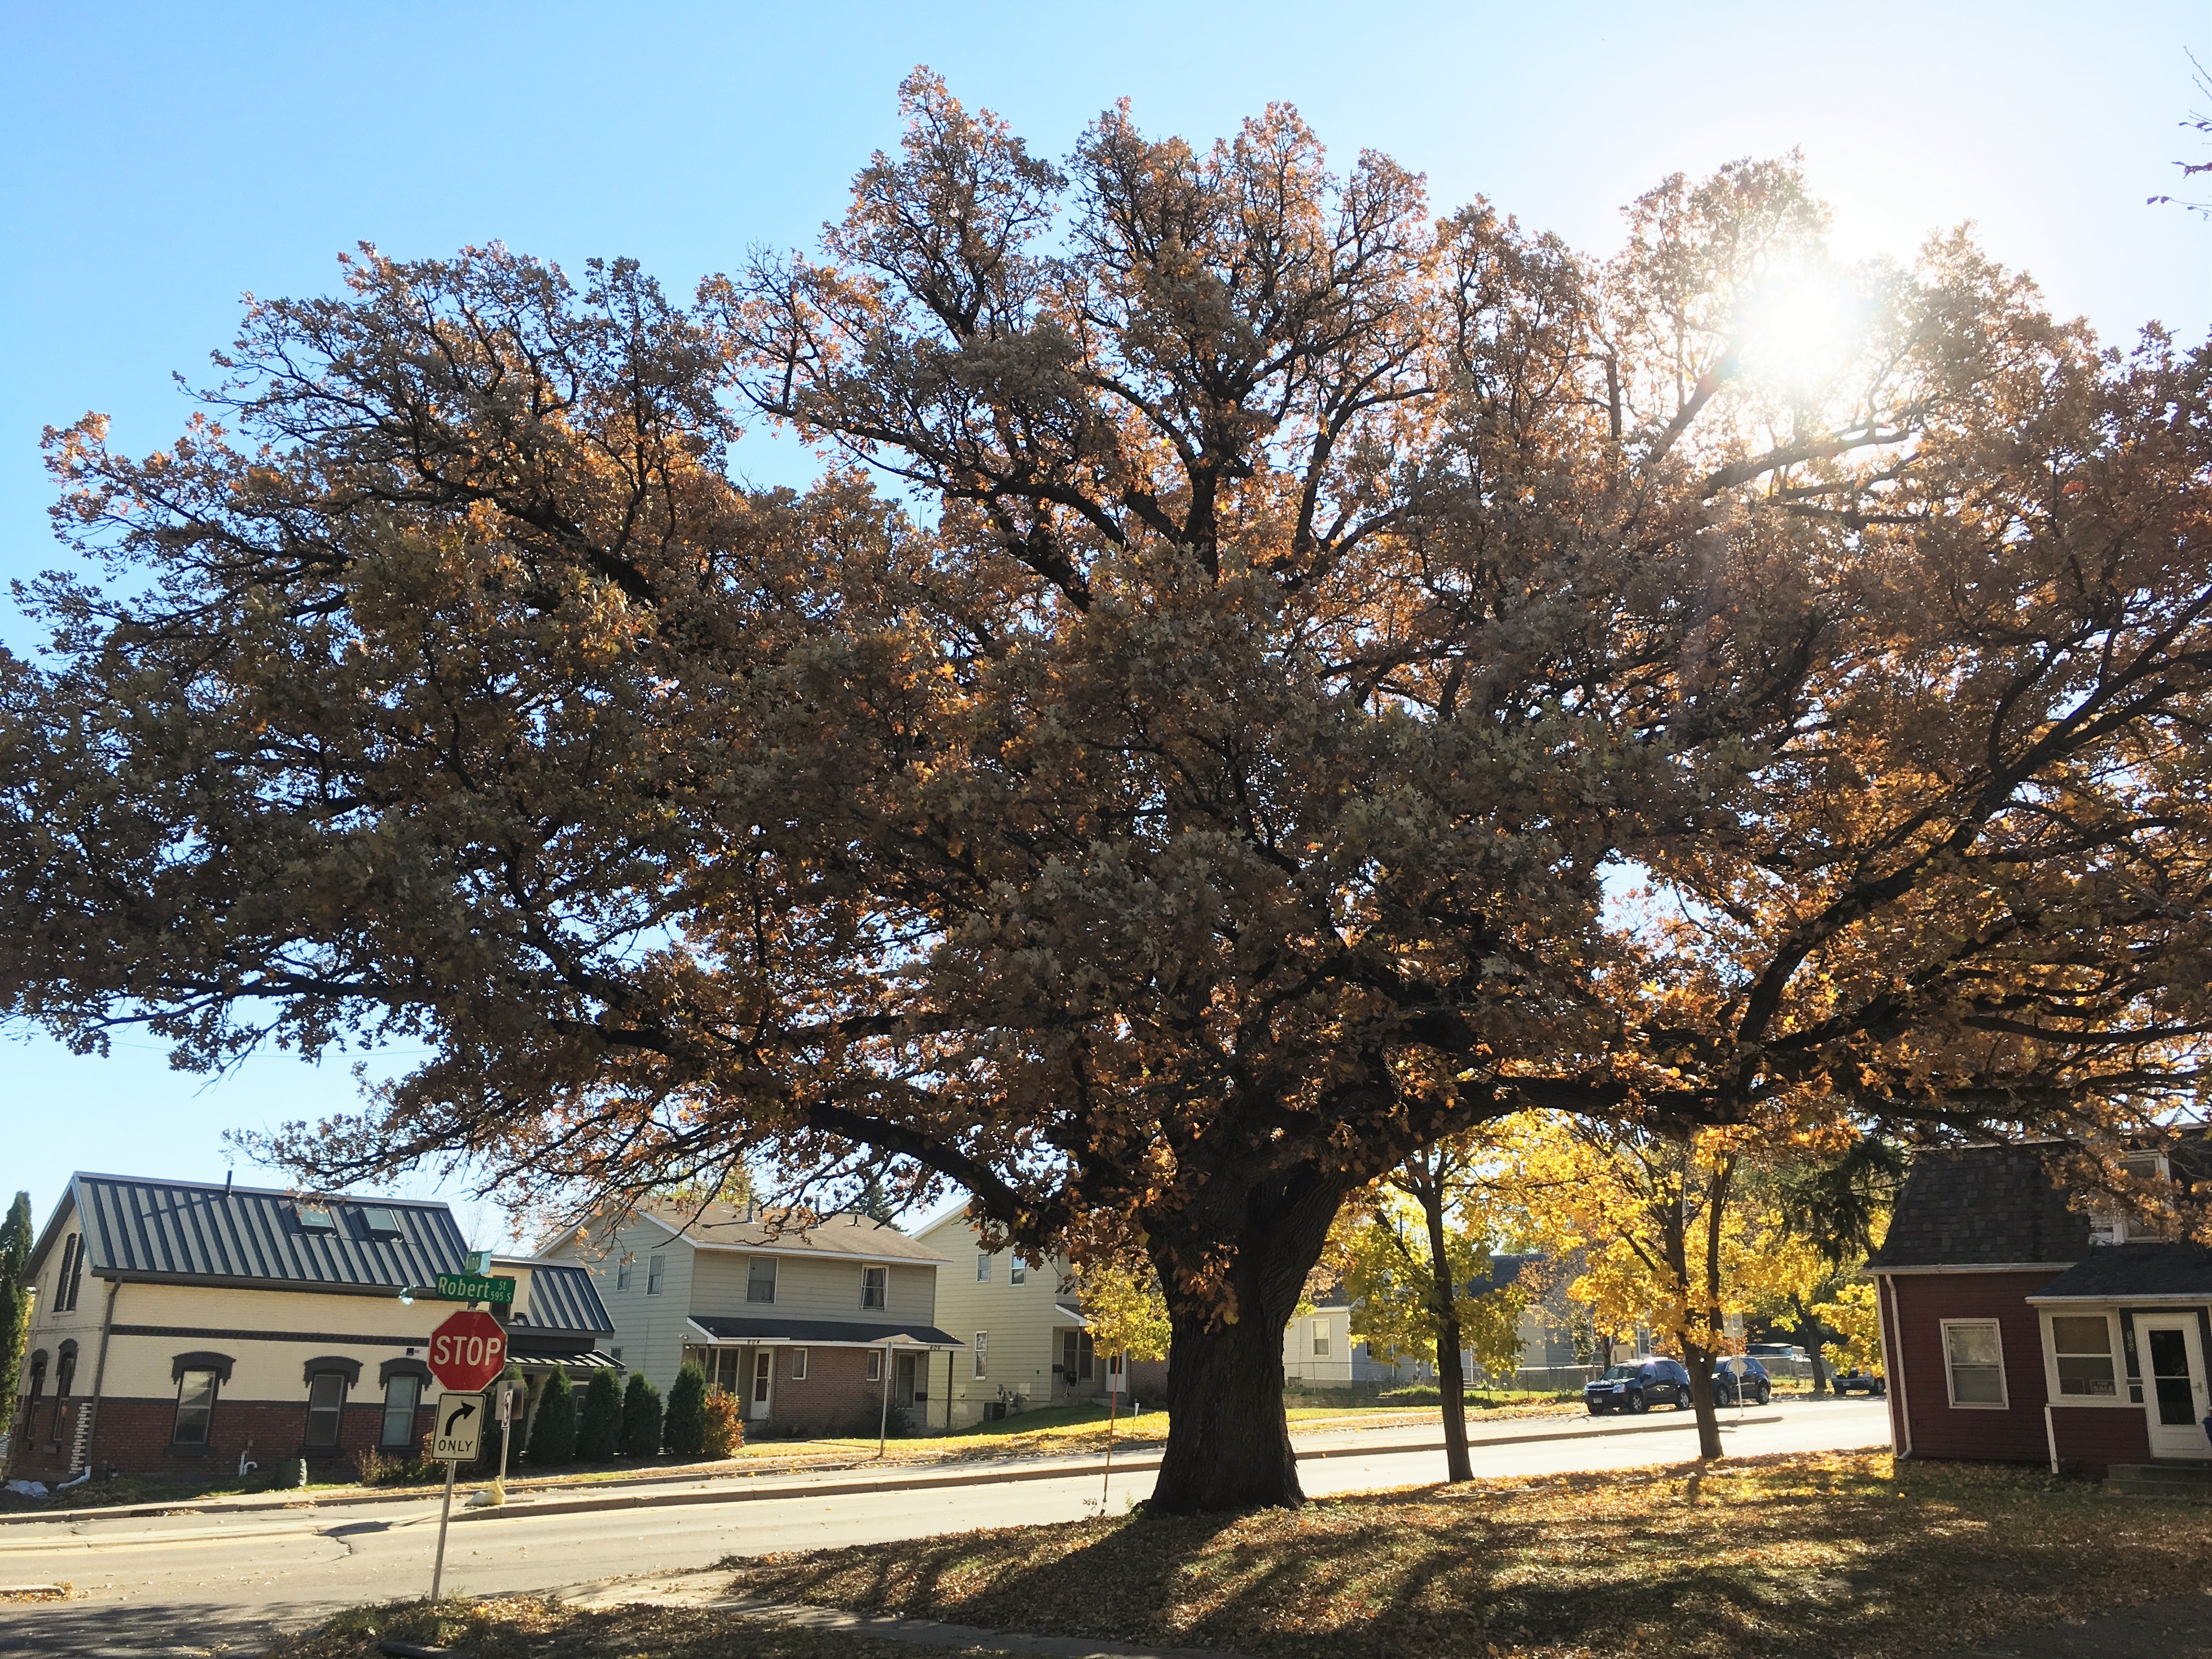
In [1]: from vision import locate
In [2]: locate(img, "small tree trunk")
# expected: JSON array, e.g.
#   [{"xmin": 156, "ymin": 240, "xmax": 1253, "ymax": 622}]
[
  {"xmin": 1683, "ymin": 1333, "xmax": 1724, "ymax": 1459},
  {"xmin": 1796, "ymin": 1300, "xmax": 1831, "ymax": 1396},
  {"xmin": 1417, "ymin": 1180, "xmax": 1473, "ymax": 1483}
]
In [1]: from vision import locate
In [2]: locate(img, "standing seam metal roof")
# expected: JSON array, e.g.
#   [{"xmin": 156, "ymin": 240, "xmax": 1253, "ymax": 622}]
[
  {"xmin": 498, "ymin": 1259, "xmax": 614, "ymax": 1334},
  {"xmin": 67, "ymin": 1172, "xmax": 469, "ymax": 1291}
]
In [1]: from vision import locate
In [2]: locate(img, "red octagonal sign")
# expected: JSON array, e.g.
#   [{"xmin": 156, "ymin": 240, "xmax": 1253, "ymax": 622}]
[{"xmin": 427, "ymin": 1308, "xmax": 507, "ymax": 1392}]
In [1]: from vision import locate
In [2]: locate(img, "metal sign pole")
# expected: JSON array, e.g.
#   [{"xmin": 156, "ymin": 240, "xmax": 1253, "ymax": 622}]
[
  {"xmin": 494, "ymin": 1381, "xmax": 513, "ymax": 1503},
  {"xmin": 431, "ymin": 1458, "xmax": 456, "ymax": 1601},
  {"xmin": 877, "ymin": 1343, "xmax": 893, "ymax": 1458}
]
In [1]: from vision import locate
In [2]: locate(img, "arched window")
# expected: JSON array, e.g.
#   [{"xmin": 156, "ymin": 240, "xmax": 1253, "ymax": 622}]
[
  {"xmin": 24, "ymin": 1350, "xmax": 46, "ymax": 1405},
  {"xmin": 301, "ymin": 1357, "xmax": 360, "ymax": 1451},
  {"xmin": 53, "ymin": 1341, "xmax": 77, "ymax": 1400}
]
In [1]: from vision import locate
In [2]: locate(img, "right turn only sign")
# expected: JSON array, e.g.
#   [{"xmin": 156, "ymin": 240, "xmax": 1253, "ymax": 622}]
[{"xmin": 432, "ymin": 1391, "xmax": 484, "ymax": 1462}]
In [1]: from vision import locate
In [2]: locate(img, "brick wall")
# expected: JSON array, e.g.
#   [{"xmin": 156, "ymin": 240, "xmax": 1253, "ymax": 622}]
[
  {"xmin": 12, "ymin": 1393, "xmax": 436, "ymax": 1481},
  {"xmin": 763, "ymin": 1345, "xmax": 897, "ymax": 1437}
]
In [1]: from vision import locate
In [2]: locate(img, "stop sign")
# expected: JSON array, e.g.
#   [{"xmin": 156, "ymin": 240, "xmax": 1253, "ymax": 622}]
[{"xmin": 427, "ymin": 1308, "xmax": 508, "ymax": 1392}]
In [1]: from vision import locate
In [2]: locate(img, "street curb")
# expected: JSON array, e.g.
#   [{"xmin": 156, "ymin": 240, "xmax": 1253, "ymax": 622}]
[{"xmin": 0, "ymin": 1404, "xmax": 1817, "ymax": 1537}]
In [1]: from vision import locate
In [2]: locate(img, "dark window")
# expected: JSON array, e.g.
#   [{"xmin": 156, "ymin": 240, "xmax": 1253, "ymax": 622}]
[
  {"xmin": 54, "ymin": 1344, "xmax": 77, "ymax": 1399},
  {"xmin": 746, "ymin": 1256, "xmax": 776, "ymax": 1304},
  {"xmin": 55, "ymin": 1235, "xmax": 83, "ymax": 1312},
  {"xmin": 1063, "ymin": 1329, "xmax": 1095, "ymax": 1381},
  {"xmin": 174, "ymin": 1368, "xmax": 219, "ymax": 1445},
  {"xmin": 647, "ymin": 1253, "xmax": 667, "ymax": 1296},
  {"xmin": 617, "ymin": 1255, "xmax": 634, "ymax": 1291},
  {"xmin": 380, "ymin": 1374, "xmax": 421, "ymax": 1449},
  {"xmin": 861, "ymin": 1266, "xmax": 887, "ymax": 1310},
  {"xmin": 24, "ymin": 1350, "xmax": 46, "ymax": 1406},
  {"xmin": 305, "ymin": 1371, "xmax": 348, "ymax": 1449}
]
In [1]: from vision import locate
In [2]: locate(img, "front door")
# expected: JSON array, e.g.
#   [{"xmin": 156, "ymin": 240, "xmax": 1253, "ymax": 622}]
[
  {"xmin": 2138, "ymin": 1315, "xmax": 2210, "ymax": 1459},
  {"xmin": 895, "ymin": 1352, "xmax": 918, "ymax": 1407},
  {"xmin": 748, "ymin": 1348, "xmax": 774, "ymax": 1421}
]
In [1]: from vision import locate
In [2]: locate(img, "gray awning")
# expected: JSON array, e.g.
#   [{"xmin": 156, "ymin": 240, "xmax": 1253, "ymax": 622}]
[
  {"xmin": 687, "ymin": 1315, "xmax": 963, "ymax": 1349},
  {"xmin": 2027, "ymin": 1242, "xmax": 2212, "ymax": 1302}
]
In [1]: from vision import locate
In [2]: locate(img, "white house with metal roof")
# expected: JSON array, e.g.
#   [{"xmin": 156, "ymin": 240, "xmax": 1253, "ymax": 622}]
[
  {"xmin": 539, "ymin": 1201, "xmax": 961, "ymax": 1435},
  {"xmin": 6, "ymin": 1173, "xmax": 611, "ymax": 1482}
]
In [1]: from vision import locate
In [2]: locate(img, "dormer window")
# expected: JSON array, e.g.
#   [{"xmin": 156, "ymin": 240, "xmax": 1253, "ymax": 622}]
[
  {"xmin": 297, "ymin": 1203, "xmax": 336, "ymax": 1233},
  {"xmin": 2091, "ymin": 1154, "xmax": 2172, "ymax": 1244},
  {"xmin": 360, "ymin": 1206, "xmax": 402, "ymax": 1237}
]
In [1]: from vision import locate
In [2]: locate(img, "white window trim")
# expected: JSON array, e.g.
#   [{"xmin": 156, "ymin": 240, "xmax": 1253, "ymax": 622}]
[
  {"xmin": 860, "ymin": 1266, "xmax": 887, "ymax": 1311},
  {"xmin": 792, "ymin": 1347, "xmax": 807, "ymax": 1380},
  {"xmin": 866, "ymin": 1350, "xmax": 883, "ymax": 1383},
  {"xmin": 2041, "ymin": 1309, "xmax": 2128, "ymax": 1407},
  {"xmin": 974, "ymin": 1331, "xmax": 988, "ymax": 1379},
  {"xmin": 976, "ymin": 1254, "xmax": 991, "ymax": 1282},
  {"xmin": 1011, "ymin": 1260, "xmax": 1026, "ymax": 1285},
  {"xmin": 747, "ymin": 1255, "xmax": 778, "ymax": 1305},
  {"xmin": 1940, "ymin": 1317, "xmax": 2010, "ymax": 1410}
]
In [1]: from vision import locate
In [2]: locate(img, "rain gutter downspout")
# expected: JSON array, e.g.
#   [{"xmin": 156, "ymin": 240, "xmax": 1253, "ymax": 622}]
[{"xmin": 83, "ymin": 1276, "xmax": 122, "ymax": 1471}]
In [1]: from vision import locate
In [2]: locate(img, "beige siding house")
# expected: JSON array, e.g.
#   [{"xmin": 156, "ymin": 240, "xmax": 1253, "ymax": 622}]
[
  {"xmin": 541, "ymin": 1204, "xmax": 961, "ymax": 1435},
  {"xmin": 8, "ymin": 1174, "xmax": 475, "ymax": 1481},
  {"xmin": 913, "ymin": 1210, "xmax": 1110, "ymax": 1427}
]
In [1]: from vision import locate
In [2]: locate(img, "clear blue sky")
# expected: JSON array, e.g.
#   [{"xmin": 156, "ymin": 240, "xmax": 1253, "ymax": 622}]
[{"xmin": 2, "ymin": 0, "xmax": 2206, "ymax": 1242}]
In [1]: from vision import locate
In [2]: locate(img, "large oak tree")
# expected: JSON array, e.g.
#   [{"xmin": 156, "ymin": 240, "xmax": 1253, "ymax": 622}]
[{"xmin": 3, "ymin": 74, "xmax": 2204, "ymax": 1510}]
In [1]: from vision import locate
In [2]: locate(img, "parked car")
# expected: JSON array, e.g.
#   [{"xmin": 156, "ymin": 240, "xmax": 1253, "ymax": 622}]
[
  {"xmin": 1745, "ymin": 1342, "xmax": 1807, "ymax": 1363},
  {"xmin": 1713, "ymin": 1356, "xmax": 1772, "ymax": 1406},
  {"xmin": 1831, "ymin": 1368, "xmax": 1887, "ymax": 1397},
  {"xmin": 1584, "ymin": 1358, "xmax": 1692, "ymax": 1414}
]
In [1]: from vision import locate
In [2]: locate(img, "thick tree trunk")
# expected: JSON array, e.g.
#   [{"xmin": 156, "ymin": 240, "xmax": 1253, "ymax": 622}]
[
  {"xmin": 1793, "ymin": 1299, "xmax": 1831, "ymax": 1396},
  {"xmin": 1148, "ymin": 1182, "xmax": 1339, "ymax": 1514},
  {"xmin": 1418, "ymin": 1182, "xmax": 1473, "ymax": 1483},
  {"xmin": 1149, "ymin": 1305, "xmax": 1304, "ymax": 1513}
]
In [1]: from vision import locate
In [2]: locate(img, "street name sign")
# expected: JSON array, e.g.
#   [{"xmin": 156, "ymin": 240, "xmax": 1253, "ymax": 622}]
[
  {"xmin": 428, "ymin": 1308, "xmax": 508, "ymax": 1392},
  {"xmin": 431, "ymin": 1271, "xmax": 516, "ymax": 1305},
  {"xmin": 432, "ymin": 1392, "xmax": 484, "ymax": 1462}
]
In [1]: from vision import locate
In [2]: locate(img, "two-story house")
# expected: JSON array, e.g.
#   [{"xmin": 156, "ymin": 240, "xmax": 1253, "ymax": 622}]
[
  {"xmin": 539, "ymin": 1202, "xmax": 961, "ymax": 1435},
  {"xmin": 913, "ymin": 1209, "xmax": 1111, "ymax": 1426},
  {"xmin": 10, "ymin": 1173, "xmax": 471, "ymax": 1481}
]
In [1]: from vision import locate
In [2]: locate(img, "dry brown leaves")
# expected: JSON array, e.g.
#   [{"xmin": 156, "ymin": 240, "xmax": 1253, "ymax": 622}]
[{"xmin": 726, "ymin": 1450, "xmax": 2212, "ymax": 1658}]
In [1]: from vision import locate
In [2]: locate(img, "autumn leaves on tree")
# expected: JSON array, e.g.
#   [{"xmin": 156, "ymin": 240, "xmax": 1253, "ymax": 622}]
[{"xmin": 1, "ymin": 71, "xmax": 2207, "ymax": 1511}]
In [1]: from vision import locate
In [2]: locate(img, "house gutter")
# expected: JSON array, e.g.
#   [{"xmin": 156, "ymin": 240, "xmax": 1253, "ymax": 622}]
[
  {"xmin": 82, "ymin": 1276, "xmax": 122, "ymax": 1473},
  {"xmin": 2043, "ymin": 1402, "xmax": 2059, "ymax": 1475},
  {"xmin": 1881, "ymin": 1273, "xmax": 1912, "ymax": 1459}
]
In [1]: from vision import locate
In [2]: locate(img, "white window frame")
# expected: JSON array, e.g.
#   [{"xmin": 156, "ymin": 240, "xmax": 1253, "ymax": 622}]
[
  {"xmin": 867, "ymin": 1349, "xmax": 883, "ymax": 1383},
  {"xmin": 2042, "ymin": 1310, "xmax": 2125, "ymax": 1405},
  {"xmin": 976, "ymin": 1254, "xmax": 991, "ymax": 1282},
  {"xmin": 1312, "ymin": 1317, "xmax": 1331, "ymax": 1358},
  {"xmin": 646, "ymin": 1253, "xmax": 666, "ymax": 1295},
  {"xmin": 974, "ymin": 1332, "xmax": 988, "ymax": 1379},
  {"xmin": 616, "ymin": 1254, "xmax": 634, "ymax": 1291},
  {"xmin": 792, "ymin": 1347, "xmax": 809, "ymax": 1380},
  {"xmin": 1940, "ymin": 1318, "xmax": 2010, "ymax": 1409},
  {"xmin": 747, "ymin": 1255, "xmax": 777, "ymax": 1305},
  {"xmin": 860, "ymin": 1266, "xmax": 887, "ymax": 1310},
  {"xmin": 1011, "ymin": 1260, "xmax": 1026, "ymax": 1285}
]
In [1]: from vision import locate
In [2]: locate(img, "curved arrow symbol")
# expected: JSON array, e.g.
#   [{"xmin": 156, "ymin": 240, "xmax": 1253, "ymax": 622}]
[{"xmin": 443, "ymin": 1398, "xmax": 478, "ymax": 1438}]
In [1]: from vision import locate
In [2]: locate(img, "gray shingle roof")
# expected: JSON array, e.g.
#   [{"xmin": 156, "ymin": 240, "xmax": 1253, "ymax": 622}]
[
  {"xmin": 500, "ymin": 1259, "xmax": 614, "ymax": 1334},
  {"xmin": 1866, "ymin": 1144, "xmax": 2092, "ymax": 1270},
  {"xmin": 60, "ymin": 1172, "xmax": 468, "ymax": 1293},
  {"xmin": 689, "ymin": 1314, "xmax": 964, "ymax": 1347},
  {"xmin": 2027, "ymin": 1242, "xmax": 2212, "ymax": 1301},
  {"xmin": 640, "ymin": 1203, "xmax": 950, "ymax": 1265}
]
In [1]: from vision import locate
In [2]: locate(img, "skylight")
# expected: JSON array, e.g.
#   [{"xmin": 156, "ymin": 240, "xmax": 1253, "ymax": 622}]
[
  {"xmin": 360, "ymin": 1206, "xmax": 403, "ymax": 1237},
  {"xmin": 297, "ymin": 1203, "xmax": 335, "ymax": 1233}
]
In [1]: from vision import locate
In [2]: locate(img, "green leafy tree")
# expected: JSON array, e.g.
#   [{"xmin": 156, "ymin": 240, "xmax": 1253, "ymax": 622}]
[
  {"xmin": 0, "ymin": 1193, "xmax": 32, "ymax": 1403},
  {"xmin": 663, "ymin": 1364, "xmax": 708, "ymax": 1459},
  {"xmin": 526, "ymin": 1369, "xmax": 577, "ymax": 1465},
  {"xmin": 575, "ymin": 1367, "xmax": 624, "ymax": 1461},
  {"xmin": 620, "ymin": 1373, "xmax": 663, "ymax": 1459}
]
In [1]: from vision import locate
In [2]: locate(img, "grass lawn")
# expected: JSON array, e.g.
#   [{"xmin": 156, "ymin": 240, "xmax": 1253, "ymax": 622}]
[{"xmin": 722, "ymin": 1450, "xmax": 2212, "ymax": 1658}]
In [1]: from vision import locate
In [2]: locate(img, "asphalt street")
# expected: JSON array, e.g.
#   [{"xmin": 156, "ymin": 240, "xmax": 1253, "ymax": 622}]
[{"xmin": 0, "ymin": 1397, "xmax": 1890, "ymax": 1656}]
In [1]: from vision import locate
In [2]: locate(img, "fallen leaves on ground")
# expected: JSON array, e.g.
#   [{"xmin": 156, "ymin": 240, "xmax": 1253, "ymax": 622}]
[
  {"xmin": 277, "ymin": 1595, "xmax": 953, "ymax": 1659},
  {"xmin": 726, "ymin": 1451, "xmax": 2212, "ymax": 1658}
]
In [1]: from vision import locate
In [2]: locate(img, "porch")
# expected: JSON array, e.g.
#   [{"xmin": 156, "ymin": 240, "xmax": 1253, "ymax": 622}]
[
  {"xmin": 684, "ymin": 1316, "xmax": 964, "ymax": 1436},
  {"xmin": 2030, "ymin": 1243, "xmax": 2212, "ymax": 1478}
]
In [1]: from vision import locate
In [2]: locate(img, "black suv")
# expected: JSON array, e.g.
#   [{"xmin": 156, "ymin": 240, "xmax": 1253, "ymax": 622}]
[
  {"xmin": 1713, "ymin": 1356, "xmax": 1773, "ymax": 1406},
  {"xmin": 1831, "ymin": 1368, "xmax": 1887, "ymax": 1397},
  {"xmin": 1583, "ymin": 1358, "xmax": 1692, "ymax": 1414}
]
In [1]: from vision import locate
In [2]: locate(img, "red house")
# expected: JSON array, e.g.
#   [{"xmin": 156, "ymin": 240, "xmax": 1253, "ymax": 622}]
[{"xmin": 1869, "ymin": 1143, "xmax": 2212, "ymax": 1485}]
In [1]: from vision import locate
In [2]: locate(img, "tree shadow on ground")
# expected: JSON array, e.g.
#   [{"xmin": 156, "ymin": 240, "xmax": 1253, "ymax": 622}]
[{"xmin": 730, "ymin": 1451, "xmax": 2212, "ymax": 1658}]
